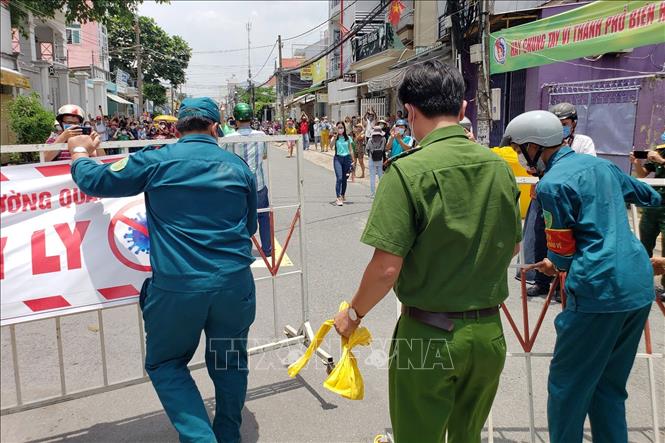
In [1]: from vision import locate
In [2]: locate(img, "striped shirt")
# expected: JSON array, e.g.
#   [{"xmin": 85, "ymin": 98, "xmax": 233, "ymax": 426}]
[{"xmin": 221, "ymin": 128, "xmax": 268, "ymax": 191}]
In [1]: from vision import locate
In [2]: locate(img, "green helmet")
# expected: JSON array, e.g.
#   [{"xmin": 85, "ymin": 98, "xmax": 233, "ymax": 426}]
[{"xmin": 233, "ymin": 102, "xmax": 253, "ymax": 121}]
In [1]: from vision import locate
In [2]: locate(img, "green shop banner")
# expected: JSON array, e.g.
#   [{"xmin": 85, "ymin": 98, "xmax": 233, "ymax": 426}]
[{"xmin": 490, "ymin": 0, "xmax": 665, "ymax": 74}]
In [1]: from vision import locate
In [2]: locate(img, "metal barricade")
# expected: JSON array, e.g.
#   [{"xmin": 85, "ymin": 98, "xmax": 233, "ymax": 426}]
[{"xmin": 0, "ymin": 134, "xmax": 334, "ymax": 415}]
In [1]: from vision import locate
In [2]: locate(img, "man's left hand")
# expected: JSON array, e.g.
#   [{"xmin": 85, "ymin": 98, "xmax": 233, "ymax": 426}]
[
  {"xmin": 525, "ymin": 258, "xmax": 558, "ymax": 276},
  {"xmin": 334, "ymin": 308, "xmax": 360, "ymax": 338}
]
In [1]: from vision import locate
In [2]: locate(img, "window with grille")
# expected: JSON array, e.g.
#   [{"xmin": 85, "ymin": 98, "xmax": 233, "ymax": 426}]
[{"xmin": 66, "ymin": 23, "xmax": 81, "ymax": 44}]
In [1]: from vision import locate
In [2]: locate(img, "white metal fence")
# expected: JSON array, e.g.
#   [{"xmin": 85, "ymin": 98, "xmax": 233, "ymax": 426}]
[{"xmin": 0, "ymin": 135, "xmax": 334, "ymax": 415}]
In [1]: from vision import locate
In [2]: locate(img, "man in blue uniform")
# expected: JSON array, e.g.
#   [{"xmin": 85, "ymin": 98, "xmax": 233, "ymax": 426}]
[
  {"xmin": 67, "ymin": 97, "xmax": 257, "ymax": 443},
  {"xmin": 502, "ymin": 110, "xmax": 661, "ymax": 443}
]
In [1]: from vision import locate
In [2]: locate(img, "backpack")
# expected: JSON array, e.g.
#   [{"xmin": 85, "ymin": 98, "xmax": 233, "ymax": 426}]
[{"xmin": 367, "ymin": 137, "xmax": 386, "ymax": 161}]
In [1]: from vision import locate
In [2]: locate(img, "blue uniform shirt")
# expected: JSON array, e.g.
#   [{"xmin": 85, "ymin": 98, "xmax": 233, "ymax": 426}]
[
  {"xmin": 536, "ymin": 146, "xmax": 661, "ymax": 313},
  {"xmin": 71, "ymin": 134, "xmax": 257, "ymax": 291}
]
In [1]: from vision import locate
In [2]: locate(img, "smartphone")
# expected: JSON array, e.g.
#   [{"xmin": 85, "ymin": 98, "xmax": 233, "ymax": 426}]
[
  {"xmin": 633, "ymin": 150, "xmax": 648, "ymax": 159},
  {"xmin": 81, "ymin": 126, "xmax": 92, "ymax": 135}
]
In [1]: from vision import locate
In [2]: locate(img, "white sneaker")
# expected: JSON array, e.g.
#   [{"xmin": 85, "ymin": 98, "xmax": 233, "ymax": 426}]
[{"xmin": 336, "ymin": 198, "xmax": 343, "ymax": 206}]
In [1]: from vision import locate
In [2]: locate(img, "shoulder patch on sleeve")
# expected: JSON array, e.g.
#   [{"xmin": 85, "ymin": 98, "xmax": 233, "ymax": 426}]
[
  {"xmin": 545, "ymin": 228, "xmax": 575, "ymax": 256},
  {"xmin": 543, "ymin": 210, "xmax": 553, "ymax": 229},
  {"xmin": 110, "ymin": 157, "xmax": 129, "ymax": 172}
]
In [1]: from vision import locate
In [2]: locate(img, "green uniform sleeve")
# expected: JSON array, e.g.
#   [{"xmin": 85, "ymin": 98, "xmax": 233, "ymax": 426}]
[
  {"xmin": 537, "ymin": 184, "xmax": 579, "ymax": 271},
  {"xmin": 71, "ymin": 151, "xmax": 158, "ymax": 198},
  {"xmin": 360, "ymin": 166, "xmax": 416, "ymax": 257}
]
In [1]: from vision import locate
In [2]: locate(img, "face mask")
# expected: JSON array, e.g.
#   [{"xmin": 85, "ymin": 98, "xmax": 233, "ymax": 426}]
[
  {"xmin": 397, "ymin": 128, "xmax": 405, "ymax": 135},
  {"xmin": 63, "ymin": 123, "xmax": 75, "ymax": 130},
  {"xmin": 518, "ymin": 145, "xmax": 547, "ymax": 177},
  {"xmin": 562, "ymin": 125, "xmax": 572, "ymax": 139},
  {"xmin": 661, "ymin": 132, "xmax": 665, "ymax": 143},
  {"xmin": 338, "ymin": 129, "xmax": 344, "ymax": 135}
]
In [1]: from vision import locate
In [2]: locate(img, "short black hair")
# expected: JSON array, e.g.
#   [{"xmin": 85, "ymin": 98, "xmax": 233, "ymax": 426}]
[
  {"xmin": 175, "ymin": 116, "xmax": 215, "ymax": 133},
  {"xmin": 397, "ymin": 60, "xmax": 465, "ymax": 118}
]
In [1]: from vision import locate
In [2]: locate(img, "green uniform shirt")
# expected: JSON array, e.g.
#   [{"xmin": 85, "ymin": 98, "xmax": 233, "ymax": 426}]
[{"xmin": 361, "ymin": 125, "xmax": 522, "ymax": 312}]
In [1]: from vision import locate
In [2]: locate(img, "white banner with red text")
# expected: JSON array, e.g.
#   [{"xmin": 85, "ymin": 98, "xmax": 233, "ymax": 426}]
[{"xmin": 0, "ymin": 157, "xmax": 151, "ymax": 326}]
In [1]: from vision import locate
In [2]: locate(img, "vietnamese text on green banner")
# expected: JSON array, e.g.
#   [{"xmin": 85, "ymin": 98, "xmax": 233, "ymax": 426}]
[{"xmin": 490, "ymin": 0, "xmax": 665, "ymax": 74}]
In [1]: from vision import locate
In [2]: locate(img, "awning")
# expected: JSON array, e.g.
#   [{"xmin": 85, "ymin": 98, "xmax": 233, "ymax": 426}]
[
  {"xmin": 367, "ymin": 67, "xmax": 408, "ymax": 93},
  {"xmin": 339, "ymin": 82, "xmax": 369, "ymax": 92},
  {"xmin": 351, "ymin": 48, "xmax": 414, "ymax": 72},
  {"xmin": 0, "ymin": 67, "xmax": 31, "ymax": 89},
  {"xmin": 106, "ymin": 93, "xmax": 133, "ymax": 105},
  {"xmin": 294, "ymin": 83, "xmax": 327, "ymax": 98},
  {"xmin": 287, "ymin": 94, "xmax": 316, "ymax": 107},
  {"xmin": 391, "ymin": 43, "xmax": 452, "ymax": 70}
]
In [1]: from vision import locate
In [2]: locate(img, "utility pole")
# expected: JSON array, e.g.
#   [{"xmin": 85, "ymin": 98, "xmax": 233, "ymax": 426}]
[
  {"xmin": 278, "ymin": 34, "xmax": 285, "ymax": 132},
  {"xmin": 340, "ymin": 0, "xmax": 344, "ymax": 78},
  {"xmin": 476, "ymin": 0, "xmax": 492, "ymax": 146},
  {"xmin": 170, "ymin": 83, "xmax": 174, "ymax": 114},
  {"xmin": 135, "ymin": 13, "xmax": 143, "ymax": 117},
  {"xmin": 247, "ymin": 22, "xmax": 255, "ymax": 115}
]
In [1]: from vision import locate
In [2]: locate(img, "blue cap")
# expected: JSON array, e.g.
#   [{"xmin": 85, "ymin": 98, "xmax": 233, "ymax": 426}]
[
  {"xmin": 178, "ymin": 97, "xmax": 221, "ymax": 123},
  {"xmin": 396, "ymin": 119, "xmax": 408, "ymax": 126}
]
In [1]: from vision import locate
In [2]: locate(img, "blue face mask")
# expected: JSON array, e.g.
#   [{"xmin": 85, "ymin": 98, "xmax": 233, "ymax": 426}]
[
  {"xmin": 63, "ymin": 123, "xmax": 74, "ymax": 130},
  {"xmin": 562, "ymin": 125, "xmax": 571, "ymax": 139},
  {"xmin": 397, "ymin": 128, "xmax": 405, "ymax": 135},
  {"xmin": 661, "ymin": 131, "xmax": 665, "ymax": 143}
]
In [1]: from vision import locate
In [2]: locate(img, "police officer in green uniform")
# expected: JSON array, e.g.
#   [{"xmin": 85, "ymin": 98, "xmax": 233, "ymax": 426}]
[
  {"xmin": 333, "ymin": 60, "xmax": 522, "ymax": 443},
  {"xmin": 67, "ymin": 97, "xmax": 257, "ymax": 443},
  {"xmin": 631, "ymin": 131, "xmax": 665, "ymax": 292}
]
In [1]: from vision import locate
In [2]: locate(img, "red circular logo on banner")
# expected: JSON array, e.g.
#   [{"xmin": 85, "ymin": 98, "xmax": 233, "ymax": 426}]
[{"xmin": 108, "ymin": 200, "xmax": 151, "ymax": 272}]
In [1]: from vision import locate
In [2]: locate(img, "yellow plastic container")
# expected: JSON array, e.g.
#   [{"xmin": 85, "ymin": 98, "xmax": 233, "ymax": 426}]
[{"xmin": 491, "ymin": 147, "xmax": 531, "ymax": 218}]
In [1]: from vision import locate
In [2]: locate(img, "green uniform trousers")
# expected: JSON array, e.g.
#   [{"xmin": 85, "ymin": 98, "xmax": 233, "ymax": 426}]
[
  {"xmin": 389, "ymin": 311, "xmax": 506, "ymax": 443},
  {"xmin": 639, "ymin": 206, "xmax": 665, "ymax": 286}
]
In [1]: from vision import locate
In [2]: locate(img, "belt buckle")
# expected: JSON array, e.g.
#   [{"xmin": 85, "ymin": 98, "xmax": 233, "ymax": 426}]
[{"xmin": 441, "ymin": 316, "xmax": 455, "ymax": 332}]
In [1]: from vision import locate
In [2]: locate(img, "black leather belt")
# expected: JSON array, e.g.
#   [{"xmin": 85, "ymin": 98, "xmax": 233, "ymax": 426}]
[{"xmin": 401, "ymin": 305, "xmax": 500, "ymax": 332}]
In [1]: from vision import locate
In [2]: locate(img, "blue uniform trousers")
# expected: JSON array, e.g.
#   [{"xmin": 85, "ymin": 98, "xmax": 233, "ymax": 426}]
[
  {"xmin": 547, "ymin": 305, "xmax": 650, "ymax": 443},
  {"xmin": 257, "ymin": 187, "xmax": 272, "ymax": 256},
  {"xmin": 140, "ymin": 269, "xmax": 256, "ymax": 443}
]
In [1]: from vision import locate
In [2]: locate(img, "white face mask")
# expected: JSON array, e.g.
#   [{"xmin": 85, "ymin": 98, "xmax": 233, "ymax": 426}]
[{"xmin": 338, "ymin": 129, "xmax": 344, "ymax": 135}]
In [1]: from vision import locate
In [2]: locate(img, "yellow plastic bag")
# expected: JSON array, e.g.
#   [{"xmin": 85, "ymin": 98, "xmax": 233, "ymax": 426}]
[{"xmin": 287, "ymin": 301, "xmax": 372, "ymax": 400}]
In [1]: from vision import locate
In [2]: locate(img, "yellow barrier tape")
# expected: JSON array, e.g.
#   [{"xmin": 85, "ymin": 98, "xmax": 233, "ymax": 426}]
[{"xmin": 287, "ymin": 301, "xmax": 372, "ymax": 400}]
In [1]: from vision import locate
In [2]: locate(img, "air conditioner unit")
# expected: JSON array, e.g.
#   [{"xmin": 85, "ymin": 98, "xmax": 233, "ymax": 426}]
[{"xmin": 470, "ymin": 44, "xmax": 482, "ymax": 64}]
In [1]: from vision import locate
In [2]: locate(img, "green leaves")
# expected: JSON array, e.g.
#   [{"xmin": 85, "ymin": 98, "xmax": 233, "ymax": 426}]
[
  {"xmin": 236, "ymin": 87, "xmax": 277, "ymax": 118},
  {"xmin": 8, "ymin": 93, "xmax": 56, "ymax": 145},
  {"xmin": 107, "ymin": 15, "xmax": 192, "ymax": 88},
  {"xmin": 10, "ymin": 0, "xmax": 168, "ymax": 36},
  {"xmin": 142, "ymin": 82, "xmax": 167, "ymax": 107}
]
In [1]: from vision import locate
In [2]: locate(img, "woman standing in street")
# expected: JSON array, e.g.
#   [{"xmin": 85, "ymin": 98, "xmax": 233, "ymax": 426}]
[
  {"xmin": 352, "ymin": 123, "xmax": 366, "ymax": 179},
  {"xmin": 330, "ymin": 122, "xmax": 355, "ymax": 206},
  {"xmin": 299, "ymin": 113, "xmax": 310, "ymax": 150},
  {"xmin": 285, "ymin": 118, "xmax": 297, "ymax": 158},
  {"xmin": 365, "ymin": 125, "xmax": 387, "ymax": 198}
]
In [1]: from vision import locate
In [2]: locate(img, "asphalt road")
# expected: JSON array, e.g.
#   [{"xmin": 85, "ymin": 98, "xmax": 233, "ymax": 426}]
[{"xmin": 1, "ymin": 144, "xmax": 663, "ymax": 442}]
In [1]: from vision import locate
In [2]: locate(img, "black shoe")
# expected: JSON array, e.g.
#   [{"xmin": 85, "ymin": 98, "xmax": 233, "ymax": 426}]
[{"xmin": 526, "ymin": 284, "xmax": 550, "ymax": 297}]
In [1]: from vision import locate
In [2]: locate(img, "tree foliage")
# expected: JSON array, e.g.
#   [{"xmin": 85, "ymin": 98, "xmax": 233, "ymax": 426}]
[
  {"xmin": 143, "ymin": 82, "xmax": 167, "ymax": 107},
  {"xmin": 7, "ymin": 93, "xmax": 55, "ymax": 163},
  {"xmin": 237, "ymin": 87, "xmax": 276, "ymax": 118},
  {"xmin": 107, "ymin": 15, "xmax": 191, "ymax": 88},
  {"xmin": 9, "ymin": 0, "xmax": 167, "ymax": 35}
]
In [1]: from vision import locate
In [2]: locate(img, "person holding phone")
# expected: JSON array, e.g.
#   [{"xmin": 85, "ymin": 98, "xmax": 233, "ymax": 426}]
[
  {"xmin": 631, "ymin": 131, "xmax": 665, "ymax": 295},
  {"xmin": 386, "ymin": 119, "xmax": 414, "ymax": 158},
  {"xmin": 330, "ymin": 122, "xmax": 355, "ymax": 206},
  {"xmin": 45, "ymin": 104, "xmax": 104, "ymax": 162}
]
